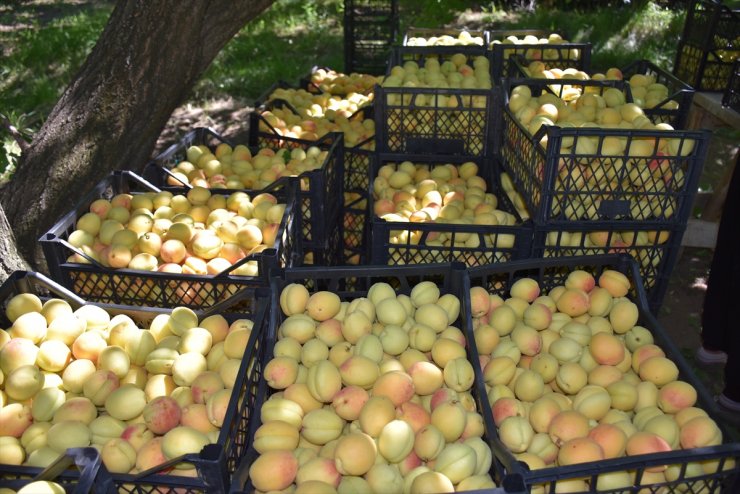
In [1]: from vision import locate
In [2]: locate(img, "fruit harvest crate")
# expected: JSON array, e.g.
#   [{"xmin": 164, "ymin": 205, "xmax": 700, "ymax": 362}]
[
  {"xmin": 401, "ymin": 27, "xmax": 490, "ymax": 56},
  {"xmin": 0, "ymin": 447, "xmax": 108, "ymax": 493},
  {"xmin": 467, "ymin": 254, "xmax": 740, "ymax": 494},
  {"xmin": 530, "ymin": 223, "xmax": 686, "ymax": 313},
  {"xmin": 673, "ymin": 0, "xmax": 740, "ymax": 91},
  {"xmin": 487, "ymin": 29, "xmax": 592, "ymax": 81},
  {"xmin": 374, "ymin": 47, "xmax": 500, "ymax": 157},
  {"xmin": 40, "ymin": 170, "xmax": 299, "ymax": 310},
  {"xmin": 143, "ymin": 125, "xmax": 342, "ymax": 254},
  {"xmin": 249, "ymin": 105, "xmax": 375, "ymax": 265},
  {"xmin": 0, "ymin": 269, "xmax": 271, "ymax": 493},
  {"xmin": 344, "ymin": 0, "xmax": 398, "ymax": 75},
  {"xmin": 499, "ymin": 78, "xmax": 710, "ymax": 227},
  {"xmin": 298, "ymin": 65, "xmax": 379, "ymax": 96},
  {"xmin": 722, "ymin": 59, "xmax": 740, "ymax": 113},
  {"xmin": 232, "ymin": 263, "xmax": 527, "ymax": 492},
  {"xmin": 368, "ymin": 154, "xmax": 533, "ymax": 268},
  {"xmin": 507, "ymin": 55, "xmax": 695, "ymax": 128}
]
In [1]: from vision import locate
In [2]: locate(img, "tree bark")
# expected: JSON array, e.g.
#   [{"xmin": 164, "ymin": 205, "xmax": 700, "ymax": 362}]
[
  {"xmin": 0, "ymin": 0, "xmax": 275, "ymax": 278},
  {"xmin": 0, "ymin": 203, "xmax": 31, "ymax": 283}
]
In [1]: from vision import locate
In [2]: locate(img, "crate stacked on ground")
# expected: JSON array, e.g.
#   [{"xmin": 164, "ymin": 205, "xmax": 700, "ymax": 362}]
[
  {"xmin": 508, "ymin": 54, "xmax": 696, "ymax": 128},
  {"xmin": 403, "ymin": 28, "xmax": 490, "ymax": 50},
  {"xmin": 466, "ymin": 254, "xmax": 740, "ymax": 493},
  {"xmin": 375, "ymin": 46, "xmax": 498, "ymax": 158},
  {"xmin": 674, "ymin": 0, "xmax": 740, "ymax": 91},
  {"xmin": 251, "ymin": 93, "xmax": 376, "ymax": 266},
  {"xmin": 499, "ymin": 78, "xmax": 710, "ymax": 312},
  {"xmin": 722, "ymin": 59, "xmax": 740, "ymax": 112},
  {"xmin": 299, "ymin": 66, "xmax": 379, "ymax": 96},
  {"xmin": 343, "ymin": 0, "xmax": 398, "ymax": 75},
  {"xmin": 488, "ymin": 29, "xmax": 592, "ymax": 81},
  {"xmin": 40, "ymin": 170, "xmax": 299, "ymax": 310},
  {"xmin": 143, "ymin": 125, "xmax": 342, "ymax": 268},
  {"xmin": 0, "ymin": 270, "xmax": 271, "ymax": 493},
  {"xmin": 234, "ymin": 263, "xmax": 527, "ymax": 492},
  {"xmin": 368, "ymin": 154, "xmax": 532, "ymax": 268}
]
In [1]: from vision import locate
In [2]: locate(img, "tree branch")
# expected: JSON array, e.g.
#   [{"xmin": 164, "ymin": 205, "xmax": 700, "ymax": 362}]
[{"xmin": 0, "ymin": 113, "xmax": 31, "ymax": 154}]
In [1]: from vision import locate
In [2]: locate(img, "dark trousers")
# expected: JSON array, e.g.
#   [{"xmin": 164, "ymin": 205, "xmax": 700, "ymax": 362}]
[{"xmin": 701, "ymin": 156, "xmax": 740, "ymax": 401}]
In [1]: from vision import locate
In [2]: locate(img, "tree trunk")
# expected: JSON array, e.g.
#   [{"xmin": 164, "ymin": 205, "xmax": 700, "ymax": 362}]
[
  {"xmin": 0, "ymin": 203, "xmax": 30, "ymax": 283},
  {"xmin": 0, "ymin": 0, "xmax": 275, "ymax": 279}
]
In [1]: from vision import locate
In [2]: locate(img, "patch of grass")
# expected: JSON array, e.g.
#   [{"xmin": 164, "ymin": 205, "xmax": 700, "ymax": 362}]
[{"xmin": 195, "ymin": 0, "xmax": 344, "ymax": 102}]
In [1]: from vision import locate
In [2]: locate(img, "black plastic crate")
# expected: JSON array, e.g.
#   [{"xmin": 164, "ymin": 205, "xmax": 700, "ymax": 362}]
[
  {"xmin": 722, "ymin": 59, "xmax": 740, "ymax": 112},
  {"xmin": 344, "ymin": 0, "xmax": 398, "ymax": 75},
  {"xmin": 488, "ymin": 29, "xmax": 592, "ymax": 81},
  {"xmin": 40, "ymin": 170, "xmax": 299, "ymax": 310},
  {"xmin": 530, "ymin": 223, "xmax": 685, "ymax": 313},
  {"xmin": 622, "ymin": 60, "xmax": 696, "ymax": 128},
  {"xmin": 251, "ymin": 105, "xmax": 375, "ymax": 265},
  {"xmin": 145, "ymin": 125, "xmax": 341, "ymax": 253},
  {"xmin": 401, "ymin": 27, "xmax": 490, "ymax": 60},
  {"xmin": 507, "ymin": 55, "xmax": 695, "ymax": 128},
  {"xmin": 404, "ymin": 27, "xmax": 489, "ymax": 47},
  {"xmin": 0, "ymin": 447, "xmax": 109, "ymax": 493},
  {"xmin": 368, "ymin": 154, "xmax": 532, "ymax": 267},
  {"xmin": 231, "ymin": 263, "xmax": 525, "ymax": 492},
  {"xmin": 500, "ymin": 78, "xmax": 710, "ymax": 226},
  {"xmin": 298, "ymin": 65, "xmax": 379, "ymax": 96},
  {"xmin": 375, "ymin": 48, "xmax": 499, "ymax": 157},
  {"xmin": 674, "ymin": 0, "xmax": 740, "ymax": 91},
  {"xmin": 0, "ymin": 270, "xmax": 270, "ymax": 493},
  {"xmin": 467, "ymin": 254, "xmax": 740, "ymax": 494}
]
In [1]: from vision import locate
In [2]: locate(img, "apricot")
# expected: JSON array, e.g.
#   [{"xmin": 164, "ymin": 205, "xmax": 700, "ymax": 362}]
[
  {"xmin": 572, "ymin": 385, "xmax": 611, "ymax": 421},
  {"xmin": 47, "ymin": 420, "xmax": 91, "ymax": 452},
  {"xmin": 638, "ymin": 356, "xmax": 679, "ymax": 387},
  {"xmin": 556, "ymin": 289, "xmax": 590, "ymax": 317},
  {"xmin": 53, "ymin": 396, "xmax": 97, "ymax": 425},
  {"xmin": 204, "ymin": 388, "xmax": 230, "ymax": 428},
  {"xmin": 143, "ymin": 396, "xmax": 181, "ymax": 435},
  {"xmin": 296, "ymin": 457, "xmax": 341, "ymax": 488},
  {"xmin": 679, "ymin": 416, "xmax": 722, "ymax": 449},
  {"xmin": 588, "ymin": 423, "xmax": 627, "ymax": 459},
  {"xmin": 511, "ymin": 324, "xmax": 543, "ymax": 356},
  {"xmin": 0, "ymin": 338, "xmax": 39, "ymax": 375},
  {"xmin": 499, "ymin": 415, "xmax": 535, "ymax": 453},
  {"xmin": 510, "ymin": 278, "xmax": 540, "ymax": 302},
  {"xmin": 558, "ymin": 437, "xmax": 604, "ymax": 465},
  {"xmin": 136, "ymin": 437, "xmax": 167, "ymax": 472},
  {"xmin": 607, "ymin": 380, "xmax": 638, "ymax": 411},
  {"xmin": 105, "ymin": 384, "xmax": 147, "ymax": 421},
  {"xmin": 588, "ymin": 365, "xmax": 623, "ymax": 388},
  {"xmin": 101, "ymin": 437, "xmax": 137, "ymax": 473},
  {"xmin": 589, "ymin": 332, "xmax": 625, "ymax": 366},
  {"xmin": 0, "ymin": 402, "xmax": 33, "ymax": 437},
  {"xmin": 249, "ymin": 450, "xmax": 298, "ymax": 491},
  {"xmin": 657, "ymin": 380, "xmax": 697, "ymax": 413},
  {"xmin": 307, "ymin": 360, "xmax": 342, "ymax": 403},
  {"xmin": 643, "ymin": 414, "xmax": 680, "ymax": 449},
  {"xmin": 5, "ymin": 364, "xmax": 44, "ymax": 401},
  {"xmin": 434, "ymin": 442, "xmax": 477, "ymax": 484},
  {"xmin": 523, "ymin": 303, "xmax": 552, "ymax": 331},
  {"xmin": 514, "ymin": 369, "xmax": 545, "ymax": 402},
  {"xmin": 306, "ymin": 291, "xmax": 342, "ymax": 322},
  {"xmin": 530, "ymin": 353, "xmax": 559, "ymax": 383},
  {"xmin": 89, "ymin": 415, "xmax": 126, "ymax": 446},
  {"xmin": 121, "ymin": 423, "xmax": 155, "ymax": 451},
  {"xmin": 529, "ymin": 396, "xmax": 562, "ymax": 433},
  {"xmin": 609, "ymin": 300, "xmax": 639, "ymax": 334},
  {"xmin": 555, "ymin": 362, "xmax": 587, "ymax": 394},
  {"xmin": 430, "ymin": 400, "xmax": 467, "ymax": 442},
  {"xmin": 488, "ymin": 305, "xmax": 517, "ymax": 336},
  {"xmin": 302, "ymin": 408, "xmax": 344, "ymax": 445},
  {"xmin": 334, "ymin": 431, "xmax": 377, "ymax": 476},
  {"xmin": 598, "ymin": 270, "xmax": 630, "ymax": 297},
  {"xmin": 162, "ymin": 426, "xmax": 211, "ymax": 466},
  {"xmin": 373, "ymin": 370, "xmax": 414, "ymax": 406},
  {"xmin": 626, "ymin": 432, "xmax": 672, "ymax": 471},
  {"xmin": 181, "ymin": 403, "xmax": 218, "ymax": 433},
  {"xmin": 72, "ymin": 331, "xmax": 107, "ymax": 363},
  {"xmin": 632, "ymin": 344, "xmax": 666, "ymax": 373},
  {"xmin": 408, "ymin": 361, "xmax": 444, "ymax": 396},
  {"xmin": 548, "ymin": 410, "xmax": 590, "ymax": 447},
  {"xmin": 378, "ymin": 419, "xmax": 415, "ymax": 463}
]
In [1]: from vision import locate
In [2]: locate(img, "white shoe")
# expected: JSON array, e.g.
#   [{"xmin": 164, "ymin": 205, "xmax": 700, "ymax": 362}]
[
  {"xmin": 717, "ymin": 393, "xmax": 740, "ymax": 413},
  {"xmin": 696, "ymin": 347, "xmax": 728, "ymax": 365}
]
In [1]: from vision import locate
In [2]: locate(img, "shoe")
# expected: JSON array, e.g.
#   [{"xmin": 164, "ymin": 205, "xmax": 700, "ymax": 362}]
[
  {"xmin": 717, "ymin": 393, "xmax": 740, "ymax": 413},
  {"xmin": 696, "ymin": 347, "xmax": 728, "ymax": 365}
]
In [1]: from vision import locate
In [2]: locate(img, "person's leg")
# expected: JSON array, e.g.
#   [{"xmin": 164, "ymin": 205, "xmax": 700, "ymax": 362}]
[{"xmin": 700, "ymin": 159, "xmax": 739, "ymax": 363}]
